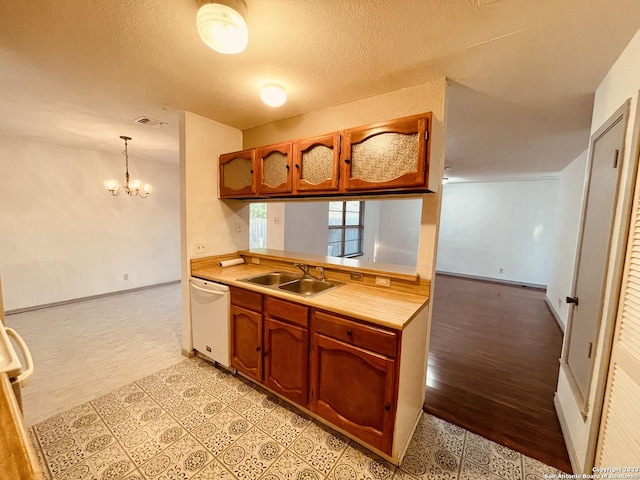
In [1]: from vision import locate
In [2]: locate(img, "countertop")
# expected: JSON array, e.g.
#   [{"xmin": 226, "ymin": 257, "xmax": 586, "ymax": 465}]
[{"xmin": 191, "ymin": 263, "xmax": 429, "ymax": 330}]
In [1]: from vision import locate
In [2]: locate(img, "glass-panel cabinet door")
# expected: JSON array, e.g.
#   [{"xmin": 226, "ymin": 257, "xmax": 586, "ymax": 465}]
[
  {"xmin": 219, "ymin": 149, "xmax": 257, "ymax": 198},
  {"xmin": 258, "ymin": 142, "xmax": 293, "ymax": 194},
  {"xmin": 342, "ymin": 113, "xmax": 430, "ymax": 192},
  {"xmin": 294, "ymin": 134, "xmax": 340, "ymax": 193}
]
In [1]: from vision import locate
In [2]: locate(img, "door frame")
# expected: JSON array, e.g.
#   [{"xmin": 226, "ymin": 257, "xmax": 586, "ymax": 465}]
[{"xmin": 558, "ymin": 98, "xmax": 640, "ymax": 471}]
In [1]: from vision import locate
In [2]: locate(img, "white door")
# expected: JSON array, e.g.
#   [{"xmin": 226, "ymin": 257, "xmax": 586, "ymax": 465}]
[{"xmin": 565, "ymin": 108, "xmax": 627, "ymax": 402}]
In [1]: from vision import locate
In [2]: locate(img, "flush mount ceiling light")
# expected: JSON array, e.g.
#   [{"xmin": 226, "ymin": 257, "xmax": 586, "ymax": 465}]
[
  {"xmin": 197, "ymin": 0, "xmax": 248, "ymax": 54},
  {"xmin": 260, "ymin": 83, "xmax": 287, "ymax": 107},
  {"xmin": 104, "ymin": 136, "xmax": 152, "ymax": 198}
]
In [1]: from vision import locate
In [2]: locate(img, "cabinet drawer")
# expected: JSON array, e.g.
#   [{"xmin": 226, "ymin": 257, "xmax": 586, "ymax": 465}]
[
  {"xmin": 230, "ymin": 286, "xmax": 263, "ymax": 312},
  {"xmin": 265, "ymin": 297, "xmax": 309, "ymax": 328},
  {"xmin": 313, "ymin": 311, "xmax": 397, "ymax": 358}
]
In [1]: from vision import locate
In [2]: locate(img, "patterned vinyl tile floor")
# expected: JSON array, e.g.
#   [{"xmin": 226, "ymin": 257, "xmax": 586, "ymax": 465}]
[{"xmin": 29, "ymin": 357, "xmax": 564, "ymax": 480}]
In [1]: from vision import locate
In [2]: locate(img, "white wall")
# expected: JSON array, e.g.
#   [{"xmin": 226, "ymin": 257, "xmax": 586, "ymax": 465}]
[
  {"xmin": 555, "ymin": 28, "xmax": 640, "ymax": 473},
  {"xmin": 283, "ymin": 201, "xmax": 329, "ymax": 255},
  {"xmin": 0, "ymin": 137, "xmax": 180, "ymax": 310},
  {"xmin": 436, "ymin": 179, "xmax": 559, "ymax": 286},
  {"xmin": 179, "ymin": 111, "xmax": 245, "ymax": 354},
  {"xmin": 375, "ymin": 199, "xmax": 421, "ymax": 265},
  {"xmin": 545, "ymin": 151, "xmax": 588, "ymax": 329}
]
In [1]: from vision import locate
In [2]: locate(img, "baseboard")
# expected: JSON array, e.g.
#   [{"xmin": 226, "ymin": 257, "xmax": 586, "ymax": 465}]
[
  {"xmin": 5, "ymin": 280, "xmax": 181, "ymax": 315},
  {"xmin": 435, "ymin": 270, "xmax": 546, "ymax": 290},
  {"xmin": 554, "ymin": 393, "xmax": 579, "ymax": 474},
  {"xmin": 544, "ymin": 296, "xmax": 566, "ymax": 333}
]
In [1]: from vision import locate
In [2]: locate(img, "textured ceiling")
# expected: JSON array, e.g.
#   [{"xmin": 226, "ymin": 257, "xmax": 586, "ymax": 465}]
[{"xmin": 0, "ymin": 0, "xmax": 639, "ymax": 180}]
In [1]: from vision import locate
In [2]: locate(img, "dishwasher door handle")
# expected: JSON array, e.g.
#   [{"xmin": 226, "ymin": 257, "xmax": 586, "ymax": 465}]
[
  {"xmin": 190, "ymin": 284, "xmax": 228, "ymax": 295},
  {"xmin": 5, "ymin": 328, "xmax": 34, "ymax": 388}
]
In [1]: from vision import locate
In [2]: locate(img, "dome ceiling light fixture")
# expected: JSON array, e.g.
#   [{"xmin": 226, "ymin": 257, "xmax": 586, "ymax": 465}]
[
  {"xmin": 260, "ymin": 83, "xmax": 287, "ymax": 107},
  {"xmin": 197, "ymin": 0, "xmax": 248, "ymax": 54}
]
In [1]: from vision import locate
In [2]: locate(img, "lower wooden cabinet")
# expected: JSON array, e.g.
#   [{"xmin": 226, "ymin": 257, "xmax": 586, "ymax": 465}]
[
  {"xmin": 230, "ymin": 305, "xmax": 262, "ymax": 381},
  {"xmin": 228, "ymin": 286, "xmax": 408, "ymax": 459},
  {"xmin": 264, "ymin": 317, "xmax": 308, "ymax": 405}
]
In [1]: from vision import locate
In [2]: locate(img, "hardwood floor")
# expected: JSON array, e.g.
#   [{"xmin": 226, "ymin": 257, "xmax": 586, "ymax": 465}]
[{"xmin": 424, "ymin": 274, "xmax": 572, "ymax": 473}]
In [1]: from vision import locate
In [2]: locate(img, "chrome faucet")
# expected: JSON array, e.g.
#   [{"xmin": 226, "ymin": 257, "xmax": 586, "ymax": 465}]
[
  {"xmin": 294, "ymin": 263, "xmax": 310, "ymax": 276},
  {"xmin": 315, "ymin": 266, "xmax": 326, "ymax": 281}
]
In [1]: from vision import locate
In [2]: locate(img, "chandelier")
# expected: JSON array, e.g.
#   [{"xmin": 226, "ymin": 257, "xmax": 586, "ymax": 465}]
[{"xmin": 104, "ymin": 136, "xmax": 152, "ymax": 198}]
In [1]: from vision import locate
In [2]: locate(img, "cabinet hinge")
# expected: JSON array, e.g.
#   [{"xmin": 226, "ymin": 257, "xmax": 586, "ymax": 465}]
[
  {"xmin": 587, "ymin": 342, "xmax": 593, "ymax": 359},
  {"xmin": 424, "ymin": 130, "xmax": 429, "ymax": 141},
  {"xmin": 613, "ymin": 149, "xmax": 619, "ymax": 168}
]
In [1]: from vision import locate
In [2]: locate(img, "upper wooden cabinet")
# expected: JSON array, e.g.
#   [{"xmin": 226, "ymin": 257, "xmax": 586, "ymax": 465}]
[
  {"xmin": 294, "ymin": 134, "xmax": 341, "ymax": 193},
  {"xmin": 218, "ymin": 112, "xmax": 432, "ymax": 199},
  {"xmin": 258, "ymin": 142, "xmax": 293, "ymax": 194},
  {"xmin": 341, "ymin": 113, "xmax": 430, "ymax": 192},
  {"xmin": 219, "ymin": 149, "xmax": 257, "ymax": 198}
]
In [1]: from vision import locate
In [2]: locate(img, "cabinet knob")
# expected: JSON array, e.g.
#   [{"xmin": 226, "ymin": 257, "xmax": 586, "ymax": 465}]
[
  {"xmin": 344, "ymin": 158, "xmax": 351, "ymax": 164},
  {"xmin": 384, "ymin": 403, "xmax": 391, "ymax": 411},
  {"xmin": 285, "ymin": 165, "xmax": 290, "ymax": 170},
  {"xmin": 256, "ymin": 346, "xmax": 261, "ymax": 352},
  {"xmin": 250, "ymin": 169, "xmax": 254, "ymax": 174},
  {"xmin": 263, "ymin": 351, "xmax": 268, "ymax": 357},
  {"xmin": 295, "ymin": 164, "xmax": 300, "ymax": 169},
  {"xmin": 346, "ymin": 329, "xmax": 352, "ymax": 336}
]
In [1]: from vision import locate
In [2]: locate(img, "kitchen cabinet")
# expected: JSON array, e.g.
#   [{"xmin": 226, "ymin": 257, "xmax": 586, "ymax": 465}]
[
  {"xmin": 223, "ymin": 282, "xmax": 424, "ymax": 462},
  {"xmin": 230, "ymin": 288, "xmax": 309, "ymax": 405},
  {"xmin": 263, "ymin": 297, "xmax": 309, "ymax": 405},
  {"xmin": 293, "ymin": 134, "xmax": 341, "ymax": 193},
  {"xmin": 218, "ymin": 112, "xmax": 432, "ymax": 199},
  {"xmin": 230, "ymin": 287, "xmax": 263, "ymax": 381},
  {"xmin": 341, "ymin": 113, "xmax": 430, "ymax": 192},
  {"xmin": 258, "ymin": 142, "xmax": 293, "ymax": 194},
  {"xmin": 219, "ymin": 149, "xmax": 257, "ymax": 198},
  {"xmin": 310, "ymin": 310, "xmax": 397, "ymax": 454}
]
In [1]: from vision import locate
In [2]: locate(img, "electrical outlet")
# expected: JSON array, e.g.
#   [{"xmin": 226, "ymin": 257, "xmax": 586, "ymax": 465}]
[
  {"xmin": 235, "ymin": 221, "xmax": 243, "ymax": 233},
  {"xmin": 350, "ymin": 272, "xmax": 364, "ymax": 281},
  {"xmin": 274, "ymin": 216, "xmax": 280, "ymax": 224},
  {"xmin": 499, "ymin": 268, "xmax": 504, "ymax": 273},
  {"xmin": 375, "ymin": 276, "xmax": 391, "ymax": 287},
  {"xmin": 251, "ymin": 257, "xmax": 260, "ymax": 265},
  {"xmin": 123, "ymin": 273, "xmax": 128, "ymax": 281},
  {"xmin": 195, "ymin": 242, "xmax": 206, "ymax": 254}
]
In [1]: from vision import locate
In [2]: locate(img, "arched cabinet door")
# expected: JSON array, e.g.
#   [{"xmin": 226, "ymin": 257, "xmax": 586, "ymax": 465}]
[
  {"xmin": 341, "ymin": 113, "xmax": 431, "ymax": 192},
  {"xmin": 293, "ymin": 134, "xmax": 341, "ymax": 193},
  {"xmin": 219, "ymin": 149, "xmax": 257, "ymax": 198},
  {"xmin": 230, "ymin": 305, "xmax": 262, "ymax": 381},
  {"xmin": 309, "ymin": 310, "xmax": 398, "ymax": 455},
  {"xmin": 258, "ymin": 142, "xmax": 293, "ymax": 195}
]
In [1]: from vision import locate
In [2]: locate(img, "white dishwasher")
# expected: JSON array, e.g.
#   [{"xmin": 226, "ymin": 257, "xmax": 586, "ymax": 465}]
[{"xmin": 189, "ymin": 277, "xmax": 230, "ymax": 368}]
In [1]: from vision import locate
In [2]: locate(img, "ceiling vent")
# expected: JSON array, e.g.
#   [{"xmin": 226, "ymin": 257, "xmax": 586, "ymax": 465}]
[{"xmin": 133, "ymin": 116, "xmax": 167, "ymax": 128}]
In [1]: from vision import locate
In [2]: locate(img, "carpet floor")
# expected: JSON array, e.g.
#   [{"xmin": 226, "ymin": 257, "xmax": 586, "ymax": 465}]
[{"xmin": 29, "ymin": 356, "xmax": 564, "ymax": 480}]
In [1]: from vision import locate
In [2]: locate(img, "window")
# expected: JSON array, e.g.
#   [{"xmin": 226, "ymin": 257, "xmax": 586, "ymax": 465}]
[
  {"xmin": 249, "ymin": 203, "xmax": 267, "ymax": 248},
  {"xmin": 328, "ymin": 201, "xmax": 364, "ymax": 257}
]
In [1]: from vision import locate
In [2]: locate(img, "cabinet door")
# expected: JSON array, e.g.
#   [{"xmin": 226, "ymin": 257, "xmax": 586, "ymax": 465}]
[
  {"xmin": 294, "ymin": 134, "xmax": 340, "ymax": 193},
  {"xmin": 219, "ymin": 149, "xmax": 257, "ymax": 198},
  {"xmin": 341, "ymin": 113, "xmax": 430, "ymax": 192},
  {"xmin": 264, "ymin": 317, "xmax": 309, "ymax": 406},
  {"xmin": 309, "ymin": 333, "xmax": 396, "ymax": 454},
  {"xmin": 230, "ymin": 305, "xmax": 262, "ymax": 381},
  {"xmin": 258, "ymin": 142, "xmax": 293, "ymax": 194}
]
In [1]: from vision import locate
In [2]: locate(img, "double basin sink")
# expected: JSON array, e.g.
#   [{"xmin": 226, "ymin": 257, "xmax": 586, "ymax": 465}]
[{"xmin": 240, "ymin": 271, "xmax": 344, "ymax": 298}]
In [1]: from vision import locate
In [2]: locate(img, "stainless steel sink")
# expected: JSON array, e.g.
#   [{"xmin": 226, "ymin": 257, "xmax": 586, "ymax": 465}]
[
  {"xmin": 278, "ymin": 278, "xmax": 344, "ymax": 297},
  {"xmin": 239, "ymin": 270, "xmax": 344, "ymax": 297},
  {"xmin": 242, "ymin": 271, "xmax": 301, "ymax": 286}
]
